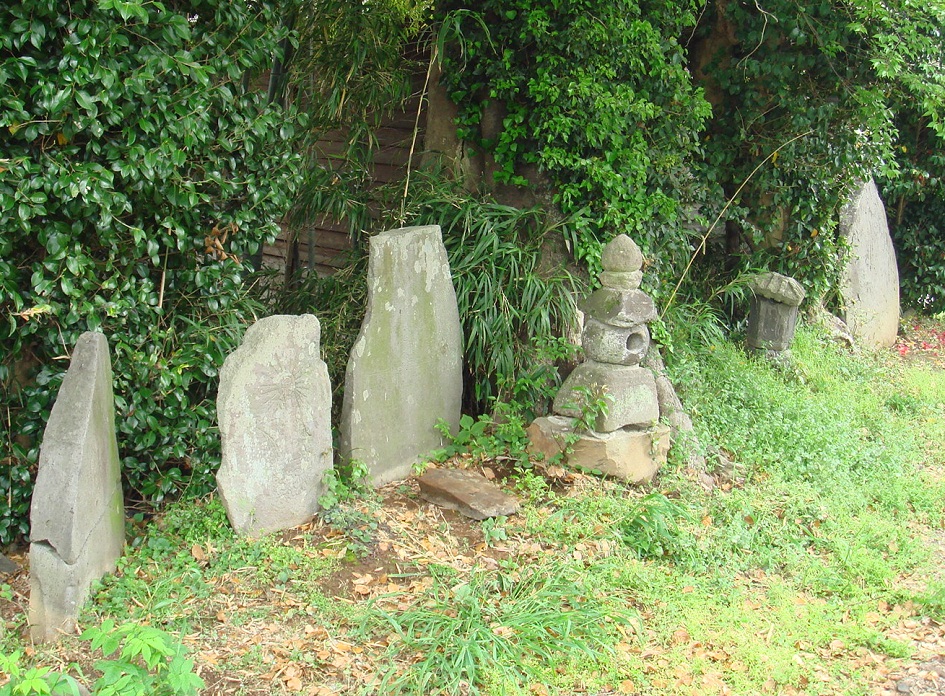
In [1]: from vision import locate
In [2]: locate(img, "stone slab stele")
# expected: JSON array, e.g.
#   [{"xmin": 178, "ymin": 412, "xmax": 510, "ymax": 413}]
[
  {"xmin": 527, "ymin": 416, "xmax": 670, "ymax": 484},
  {"xmin": 417, "ymin": 468, "xmax": 519, "ymax": 520},
  {"xmin": 216, "ymin": 314, "xmax": 333, "ymax": 536},
  {"xmin": 29, "ymin": 332, "xmax": 124, "ymax": 643},
  {"xmin": 839, "ymin": 179, "xmax": 900, "ymax": 348},
  {"xmin": 340, "ymin": 225, "xmax": 463, "ymax": 487}
]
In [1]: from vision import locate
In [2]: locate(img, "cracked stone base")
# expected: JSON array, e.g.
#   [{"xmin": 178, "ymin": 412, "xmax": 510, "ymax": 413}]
[
  {"xmin": 29, "ymin": 539, "xmax": 118, "ymax": 642},
  {"xmin": 527, "ymin": 416, "xmax": 671, "ymax": 484}
]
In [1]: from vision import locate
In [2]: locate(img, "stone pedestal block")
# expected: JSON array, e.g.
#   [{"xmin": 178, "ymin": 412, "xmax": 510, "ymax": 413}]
[
  {"xmin": 217, "ymin": 314, "xmax": 333, "ymax": 536},
  {"xmin": 340, "ymin": 225, "xmax": 463, "ymax": 486},
  {"xmin": 746, "ymin": 296, "xmax": 800, "ymax": 351},
  {"xmin": 583, "ymin": 319, "xmax": 649, "ymax": 366},
  {"xmin": 599, "ymin": 270, "xmax": 642, "ymax": 291},
  {"xmin": 554, "ymin": 361, "xmax": 659, "ymax": 431},
  {"xmin": 527, "ymin": 416, "xmax": 670, "ymax": 484},
  {"xmin": 580, "ymin": 288, "xmax": 657, "ymax": 328},
  {"xmin": 29, "ymin": 332, "xmax": 124, "ymax": 642}
]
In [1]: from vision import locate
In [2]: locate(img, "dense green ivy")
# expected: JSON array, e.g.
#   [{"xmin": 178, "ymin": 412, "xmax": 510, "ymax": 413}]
[
  {"xmin": 438, "ymin": 1, "xmax": 945, "ymax": 310},
  {"xmin": 0, "ymin": 0, "xmax": 304, "ymax": 543},
  {"xmin": 437, "ymin": 0, "xmax": 713, "ymax": 287}
]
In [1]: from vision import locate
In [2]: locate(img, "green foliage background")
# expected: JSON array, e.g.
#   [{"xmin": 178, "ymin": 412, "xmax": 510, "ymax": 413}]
[
  {"xmin": 438, "ymin": 0, "xmax": 945, "ymax": 306},
  {"xmin": 438, "ymin": 0, "xmax": 714, "ymax": 286},
  {"xmin": 0, "ymin": 0, "xmax": 304, "ymax": 544}
]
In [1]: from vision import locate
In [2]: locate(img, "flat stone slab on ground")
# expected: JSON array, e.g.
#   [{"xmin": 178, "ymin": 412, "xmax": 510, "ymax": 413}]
[
  {"xmin": 0, "ymin": 552, "xmax": 19, "ymax": 575},
  {"xmin": 417, "ymin": 468, "xmax": 519, "ymax": 520}
]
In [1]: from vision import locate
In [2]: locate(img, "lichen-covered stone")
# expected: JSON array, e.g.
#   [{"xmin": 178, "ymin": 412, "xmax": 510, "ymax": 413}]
[
  {"xmin": 599, "ymin": 270, "xmax": 642, "ymax": 291},
  {"xmin": 217, "ymin": 314, "xmax": 333, "ymax": 536},
  {"xmin": 580, "ymin": 288, "xmax": 657, "ymax": 328},
  {"xmin": 839, "ymin": 179, "xmax": 900, "ymax": 348},
  {"xmin": 582, "ymin": 318, "xmax": 649, "ymax": 366},
  {"xmin": 29, "ymin": 332, "xmax": 124, "ymax": 642},
  {"xmin": 554, "ymin": 361, "xmax": 660, "ymax": 431},
  {"xmin": 746, "ymin": 296, "xmax": 800, "ymax": 352},
  {"xmin": 340, "ymin": 225, "xmax": 463, "ymax": 486},
  {"xmin": 600, "ymin": 234, "xmax": 644, "ymax": 273},
  {"xmin": 749, "ymin": 272, "xmax": 806, "ymax": 307}
]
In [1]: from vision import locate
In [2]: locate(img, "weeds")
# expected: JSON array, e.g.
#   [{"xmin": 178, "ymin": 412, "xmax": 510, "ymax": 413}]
[
  {"xmin": 0, "ymin": 621, "xmax": 203, "ymax": 696},
  {"xmin": 365, "ymin": 562, "xmax": 638, "ymax": 694},
  {"xmin": 619, "ymin": 493, "xmax": 692, "ymax": 560}
]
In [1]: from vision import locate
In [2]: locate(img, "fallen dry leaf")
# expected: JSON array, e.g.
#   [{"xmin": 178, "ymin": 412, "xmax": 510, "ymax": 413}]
[{"xmin": 190, "ymin": 544, "xmax": 206, "ymax": 561}]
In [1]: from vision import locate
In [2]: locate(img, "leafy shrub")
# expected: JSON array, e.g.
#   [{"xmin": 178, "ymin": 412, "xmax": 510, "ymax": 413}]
[
  {"xmin": 437, "ymin": 0, "xmax": 713, "ymax": 282},
  {"xmin": 0, "ymin": 0, "xmax": 304, "ymax": 543},
  {"xmin": 892, "ymin": 210, "xmax": 945, "ymax": 314},
  {"xmin": 0, "ymin": 621, "xmax": 202, "ymax": 696}
]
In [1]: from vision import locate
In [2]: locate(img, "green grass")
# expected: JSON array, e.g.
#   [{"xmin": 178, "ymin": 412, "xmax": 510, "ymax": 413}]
[{"xmin": 363, "ymin": 561, "xmax": 639, "ymax": 695}]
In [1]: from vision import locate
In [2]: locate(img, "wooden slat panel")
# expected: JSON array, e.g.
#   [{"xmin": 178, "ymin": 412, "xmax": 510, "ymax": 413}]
[{"xmin": 273, "ymin": 72, "xmax": 426, "ymax": 277}]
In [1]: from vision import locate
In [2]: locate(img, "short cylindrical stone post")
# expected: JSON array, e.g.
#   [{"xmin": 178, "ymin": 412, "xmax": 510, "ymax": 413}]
[{"xmin": 746, "ymin": 272, "xmax": 806, "ymax": 353}]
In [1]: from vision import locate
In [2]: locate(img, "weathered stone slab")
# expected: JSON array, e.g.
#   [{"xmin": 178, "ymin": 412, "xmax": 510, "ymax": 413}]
[
  {"xmin": 29, "ymin": 332, "xmax": 124, "ymax": 642},
  {"xmin": 340, "ymin": 225, "xmax": 463, "ymax": 487},
  {"xmin": 418, "ymin": 468, "xmax": 519, "ymax": 520},
  {"xmin": 839, "ymin": 179, "xmax": 900, "ymax": 348},
  {"xmin": 527, "ymin": 417, "xmax": 670, "ymax": 484},
  {"xmin": 217, "ymin": 314, "xmax": 333, "ymax": 536},
  {"xmin": 554, "ymin": 361, "xmax": 660, "ymax": 431}
]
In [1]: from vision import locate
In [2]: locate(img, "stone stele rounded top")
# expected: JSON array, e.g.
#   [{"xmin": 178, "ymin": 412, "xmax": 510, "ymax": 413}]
[
  {"xmin": 750, "ymin": 271, "xmax": 806, "ymax": 306},
  {"xmin": 601, "ymin": 235, "xmax": 643, "ymax": 273}
]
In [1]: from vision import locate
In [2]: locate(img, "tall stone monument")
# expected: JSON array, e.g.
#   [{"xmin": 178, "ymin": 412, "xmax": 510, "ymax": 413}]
[
  {"xmin": 216, "ymin": 314, "xmax": 333, "ymax": 536},
  {"xmin": 29, "ymin": 332, "xmax": 125, "ymax": 642},
  {"xmin": 340, "ymin": 225, "xmax": 463, "ymax": 486},
  {"xmin": 839, "ymin": 179, "xmax": 900, "ymax": 348},
  {"xmin": 528, "ymin": 235, "xmax": 671, "ymax": 483}
]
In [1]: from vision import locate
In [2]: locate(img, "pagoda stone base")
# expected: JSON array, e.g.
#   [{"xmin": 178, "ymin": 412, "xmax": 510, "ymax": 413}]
[{"xmin": 527, "ymin": 416, "xmax": 670, "ymax": 484}]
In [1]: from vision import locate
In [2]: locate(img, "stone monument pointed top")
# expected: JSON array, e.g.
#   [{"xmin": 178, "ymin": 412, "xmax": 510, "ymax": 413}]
[{"xmin": 601, "ymin": 234, "xmax": 643, "ymax": 273}]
